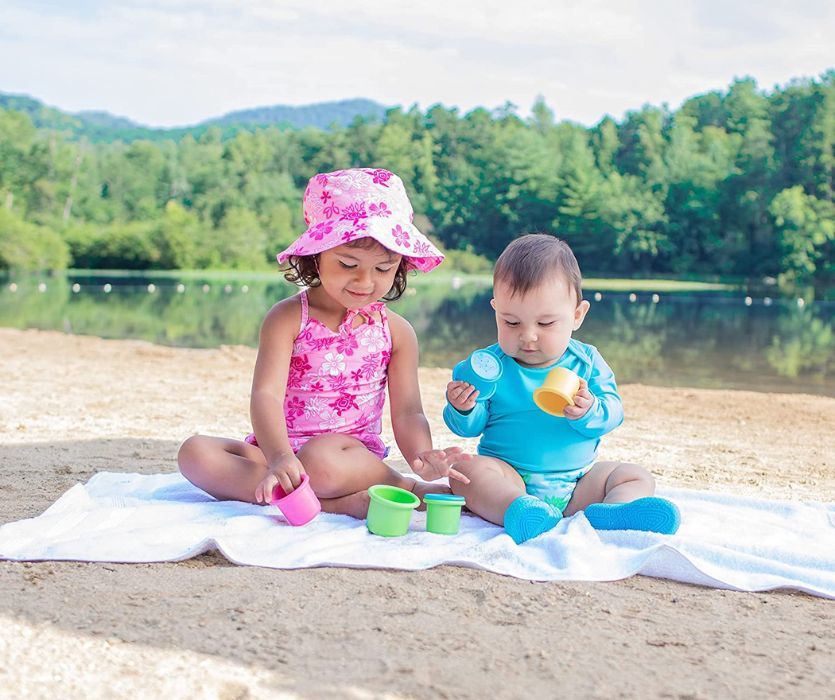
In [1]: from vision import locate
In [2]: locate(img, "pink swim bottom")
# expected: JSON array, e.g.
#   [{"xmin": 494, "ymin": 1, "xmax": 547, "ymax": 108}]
[{"xmin": 245, "ymin": 432, "xmax": 389, "ymax": 459}]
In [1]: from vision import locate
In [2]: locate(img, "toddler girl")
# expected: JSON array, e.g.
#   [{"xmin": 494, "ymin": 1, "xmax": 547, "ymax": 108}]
[{"xmin": 178, "ymin": 168, "xmax": 469, "ymax": 518}]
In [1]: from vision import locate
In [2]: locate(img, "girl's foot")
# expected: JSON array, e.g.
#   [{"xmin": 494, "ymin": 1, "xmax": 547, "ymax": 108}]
[
  {"xmin": 503, "ymin": 495, "xmax": 562, "ymax": 544},
  {"xmin": 319, "ymin": 490, "xmax": 371, "ymax": 519},
  {"xmin": 584, "ymin": 497, "xmax": 680, "ymax": 534},
  {"xmin": 407, "ymin": 479, "xmax": 452, "ymax": 511}
]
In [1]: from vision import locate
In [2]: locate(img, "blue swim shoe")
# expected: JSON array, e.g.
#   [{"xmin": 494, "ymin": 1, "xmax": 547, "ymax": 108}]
[
  {"xmin": 503, "ymin": 495, "xmax": 562, "ymax": 544},
  {"xmin": 584, "ymin": 497, "xmax": 680, "ymax": 535}
]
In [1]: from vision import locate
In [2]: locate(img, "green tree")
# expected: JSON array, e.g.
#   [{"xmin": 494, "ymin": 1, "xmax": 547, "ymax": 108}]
[
  {"xmin": 152, "ymin": 201, "xmax": 202, "ymax": 268},
  {"xmin": 770, "ymin": 71, "xmax": 835, "ymax": 203},
  {"xmin": 205, "ymin": 207, "xmax": 268, "ymax": 269},
  {"xmin": 590, "ymin": 116, "xmax": 619, "ymax": 175},
  {"xmin": 63, "ymin": 220, "xmax": 160, "ymax": 269},
  {"xmin": 0, "ymin": 74, "xmax": 833, "ymax": 284},
  {"xmin": 769, "ymin": 186, "xmax": 835, "ymax": 287},
  {"xmin": 615, "ymin": 106, "xmax": 668, "ymax": 184},
  {"xmin": 0, "ymin": 207, "xmax": 69, "ymax": 269},
  {"xmin": 719, "ymin": 78, "xmax": 777, "ymax": 274},
  {"xmin": 596, "ymin": 172, "xmax": 668, "ymax": 272},
  {"xmin": 663, "ymin": 114, "xmax": 736, "ymax": 271}
]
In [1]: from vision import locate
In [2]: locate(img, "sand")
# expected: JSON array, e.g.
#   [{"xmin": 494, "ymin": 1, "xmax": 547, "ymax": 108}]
[{"xmin": 0, "ymin": 327, "xmax": 833, "ymax": 698}]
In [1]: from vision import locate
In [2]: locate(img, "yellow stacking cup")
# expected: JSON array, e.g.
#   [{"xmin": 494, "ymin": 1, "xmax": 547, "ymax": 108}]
[{"xmin": 533, "ymin": 367, "xmax": 581, "ymax": 417}]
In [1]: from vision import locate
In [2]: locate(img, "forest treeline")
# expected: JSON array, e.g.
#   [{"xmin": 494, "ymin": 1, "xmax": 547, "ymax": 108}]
[{"xmin": 0, "ymin": 73, "xmax": 832, "ymax": 290}]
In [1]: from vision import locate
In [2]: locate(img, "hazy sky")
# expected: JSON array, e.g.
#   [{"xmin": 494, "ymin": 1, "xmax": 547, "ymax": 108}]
[{"xmin": 1, "ymin": 0, "xmax": 832, "ymax": 127}]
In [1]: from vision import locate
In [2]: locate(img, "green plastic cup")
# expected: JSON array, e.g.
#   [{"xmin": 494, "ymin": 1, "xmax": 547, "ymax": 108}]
[
  {"xmin": 367, "ymin": 485, "xmax": 421, "ymax": 537},
  {"xmin": 423, "ymin": 494, "xmax": 467, "ymax": 535}
]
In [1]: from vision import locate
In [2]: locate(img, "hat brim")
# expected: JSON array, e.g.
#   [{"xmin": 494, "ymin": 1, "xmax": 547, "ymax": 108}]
[{"xmin": 276, "ymin": 217, "xmax": 444, "ymax": 273}]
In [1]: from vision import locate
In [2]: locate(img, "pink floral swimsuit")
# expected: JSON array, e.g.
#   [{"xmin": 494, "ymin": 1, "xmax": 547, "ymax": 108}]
[{"xmin": 247, "ymin": 290, "xmax": 391, "ymax": 458}]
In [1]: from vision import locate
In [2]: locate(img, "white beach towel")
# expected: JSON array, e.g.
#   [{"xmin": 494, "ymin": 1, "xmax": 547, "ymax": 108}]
[{"xmin": 1, "ymin": 472, "xmax": 833, "ymax": 599}]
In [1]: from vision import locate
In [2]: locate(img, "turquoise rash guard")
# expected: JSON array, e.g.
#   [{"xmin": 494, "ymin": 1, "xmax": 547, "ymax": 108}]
[{"xmin": 443, "ymin": 340, "xmax": 624, "ymax": 473}]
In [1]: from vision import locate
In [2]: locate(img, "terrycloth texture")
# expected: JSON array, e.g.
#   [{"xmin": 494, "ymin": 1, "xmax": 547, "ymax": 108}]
[{"xmin": 1, "ymin": 473, "xmax": 833, "ymax": 599}]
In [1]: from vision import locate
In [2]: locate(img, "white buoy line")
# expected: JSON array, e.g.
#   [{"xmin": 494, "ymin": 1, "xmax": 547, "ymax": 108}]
[{"xmin": 2, "ymin": 281, "xmax": 820, "ymax": 311}]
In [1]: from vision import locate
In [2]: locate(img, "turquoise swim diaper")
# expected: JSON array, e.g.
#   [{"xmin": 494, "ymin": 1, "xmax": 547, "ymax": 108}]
[{"xmin": 515, "ymin": 464, "xmax": 594, "ymax": 513}]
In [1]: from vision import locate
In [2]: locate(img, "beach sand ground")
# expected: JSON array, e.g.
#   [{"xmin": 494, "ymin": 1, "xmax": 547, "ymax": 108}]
[{"xmin": 1, "ymin": 328, "xmax": 833, "ymax": 698}]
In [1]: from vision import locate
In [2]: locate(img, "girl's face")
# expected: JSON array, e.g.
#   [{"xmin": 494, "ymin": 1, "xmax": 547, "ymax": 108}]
[{"xmin": 316, "ymin": 242, "xmax": 402, "ymax": 308}]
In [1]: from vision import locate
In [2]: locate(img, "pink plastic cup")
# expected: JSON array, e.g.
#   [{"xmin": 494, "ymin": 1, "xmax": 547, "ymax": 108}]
[{"xmin": 270, "ymin": 474, "xmax": 321, "ymax": 526}]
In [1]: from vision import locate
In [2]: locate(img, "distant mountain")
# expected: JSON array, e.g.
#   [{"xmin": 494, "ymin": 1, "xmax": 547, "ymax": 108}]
[
  {"xmin": 74, "ymin": 110, "xmax": 143, "ymax": 130},
  {"xmin": 203, "ymin": 99, "xmax": 388, "ymax": 130},
  {"xmin": 0, "ymin": 92, "xmax": 92, "ymax": 132},
  {"xmin": 0, "ymin": 92, "xmax": 389, "ymax": 142}
]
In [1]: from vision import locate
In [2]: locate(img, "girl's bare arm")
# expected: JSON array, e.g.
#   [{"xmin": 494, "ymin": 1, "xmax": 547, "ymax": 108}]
[
  {"xmin": 250, "ymin": 296, "xmax": 300, "ymax": 466},
  {"xmin": 387, "ymin": 311, "xmax": 433, "ymax": 465},
  {"xmin": 387, "ymin": 312, "xmax": 471, "ymax": 482}
]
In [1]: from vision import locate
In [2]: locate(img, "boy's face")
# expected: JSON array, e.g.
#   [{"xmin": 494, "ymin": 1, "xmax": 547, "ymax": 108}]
[{"xmin": 491, "ymin": 275, "xmax": 590, "ymax": 368}]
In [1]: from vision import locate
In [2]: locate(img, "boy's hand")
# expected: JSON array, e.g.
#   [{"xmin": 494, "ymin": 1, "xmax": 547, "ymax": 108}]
[
  {"xmin": 563, "ymin": 379, "xmax": 594, "ymax": 420},
  {"xmin": 255, "ymin": 452, "xmax": 306, "ymax": 504},
  {"xmin": 447, "ymin": 380, "xmax": 479, "ymax": 413},
  {"xmin": 412, "ymin": 447, "xmax": 472, "ymax": 484}
]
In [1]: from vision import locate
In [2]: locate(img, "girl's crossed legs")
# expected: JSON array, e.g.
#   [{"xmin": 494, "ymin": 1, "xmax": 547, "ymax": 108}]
[{"xmin": 178, "ymin": 433, "xmax": 449, "ymax": 519}]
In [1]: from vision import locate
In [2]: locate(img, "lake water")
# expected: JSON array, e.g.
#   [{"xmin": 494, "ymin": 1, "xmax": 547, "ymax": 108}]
[{"xmin": 2, "ymin": 273, "xmax": 833, "ymax": 396}]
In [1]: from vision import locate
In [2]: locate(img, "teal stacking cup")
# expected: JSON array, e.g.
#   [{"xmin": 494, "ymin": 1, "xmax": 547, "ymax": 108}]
[
  {"xmin": 451, "ymin": 349, "xmax": 503, "ymax": 401},
  {"xmin": 367, "ymin": 485, "xmax": 421, "ymax": 536},
  {"xmin": 423, "ymin": 494, "xmax": 467, "ymax": 535}
]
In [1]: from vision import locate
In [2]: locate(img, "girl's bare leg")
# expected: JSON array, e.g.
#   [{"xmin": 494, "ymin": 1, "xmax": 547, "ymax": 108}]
[
  {"xmin": 178, "ymin": 435, "xmax": 269, "ymax": 502},
  {"xmin": 448, "ymin": 455, "xmax": 526, "ymax": 525},
  {"xmin": 563, "ymin": 461, "xmax": 655, "ymax": 516},
  {"xmin": 296, "ymin": 434, "xmax": 450, "ymax": 518},
  {"xmin": 178, "ymin": 433, "xmax": 451, "ymax": 519}
]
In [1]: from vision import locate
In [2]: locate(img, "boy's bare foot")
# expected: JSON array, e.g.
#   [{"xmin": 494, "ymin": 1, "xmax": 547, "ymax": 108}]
[{"xmin": 319, "ymin": 490, "xmax": 371, "ymax": 519}]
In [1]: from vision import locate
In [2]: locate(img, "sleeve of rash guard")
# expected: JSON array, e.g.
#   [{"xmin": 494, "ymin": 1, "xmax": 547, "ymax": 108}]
[{"xmin": 566, "ymin": 347, "xmax": 624, "ymax": 438}]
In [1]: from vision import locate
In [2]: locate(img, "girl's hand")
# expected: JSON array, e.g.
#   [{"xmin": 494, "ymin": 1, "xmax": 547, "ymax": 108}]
[
  {"xmin": 255, "ymin": 453, "xmax": 306, "ymax": 504},
  {"xmin": 446, "ymin": 381, "xmax": 479, "ymax": 413},
  {"xmin": 412, "ymin": 447, "xmax": 472, "ymax": 484},
  {"xmin": 563, "ymin": 379, "xmax": 594, "ymax": 420}
]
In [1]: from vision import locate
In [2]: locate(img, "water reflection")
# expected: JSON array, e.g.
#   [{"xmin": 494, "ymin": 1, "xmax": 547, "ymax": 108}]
[{"xmin": 1, "ymin": 274, "xmax": 832, "ymax": 396}]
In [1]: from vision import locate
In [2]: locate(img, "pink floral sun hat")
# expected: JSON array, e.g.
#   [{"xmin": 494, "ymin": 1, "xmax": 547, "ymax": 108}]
[{"xmin": 276, "ymin": 168, "xmax": 444, "ymax": 273}]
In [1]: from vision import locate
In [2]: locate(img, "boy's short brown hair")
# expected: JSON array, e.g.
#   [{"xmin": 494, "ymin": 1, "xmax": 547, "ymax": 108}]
[{"xmin": 493, "ymin": 234, "xmax": 583, "ymax": 304}]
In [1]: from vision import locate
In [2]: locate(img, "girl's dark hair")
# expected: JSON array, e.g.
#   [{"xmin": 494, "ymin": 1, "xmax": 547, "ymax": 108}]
[
  {"xmin": 281, "ymin": 237, "xmax": 412, "ymax": 301},
  {"xmin": 494, "ymin": 233, "xmax": 583, "ymax": 304}
]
